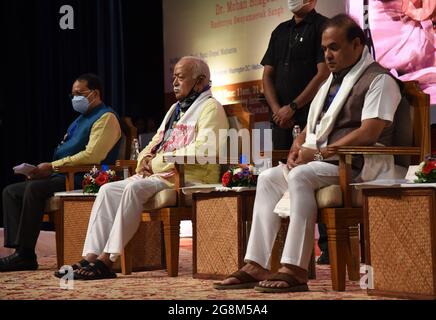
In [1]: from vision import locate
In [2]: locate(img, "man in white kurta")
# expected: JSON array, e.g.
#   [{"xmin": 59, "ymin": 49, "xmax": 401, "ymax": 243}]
[
  {"xmin": 55, "ymin": 56, "xmax": 229, "ymax": 280},
  {"xmin": 215, "ymin": 14, "xmax": 403, "ymax": 292}
]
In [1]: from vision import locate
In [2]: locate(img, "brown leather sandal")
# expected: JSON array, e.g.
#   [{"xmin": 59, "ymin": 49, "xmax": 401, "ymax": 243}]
[{"xmin": 213, "ymin": 270, "xmax": 260, "ymax": 290}]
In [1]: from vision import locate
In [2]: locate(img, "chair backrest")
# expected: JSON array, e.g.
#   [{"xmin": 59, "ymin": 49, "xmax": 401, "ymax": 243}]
[
  {"xmin": 222, "ymin": 103, "xmax": 255, "ymax": 165},
  {"xmin": 175, "ymin": 103, "xmax": 255, "ymax": 207},
  {"xmin": 223, "ymin": 103, "xmax": 254, "ymax": 132},
  {"xmin": 393, "ymin": 81, "xmax": 430, "ymax": 166},
  {"xmin": 118, "ymin": 117, "xmax": 138, "ymax": 160}
]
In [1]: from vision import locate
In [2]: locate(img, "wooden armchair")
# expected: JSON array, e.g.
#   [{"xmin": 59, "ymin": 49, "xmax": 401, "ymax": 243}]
[
  {"xmin": 119, "ymin": 103, "xmax": 254, "ymax": 276},
  {"xmin": 271, "ymin": 81, "xmax": 430, "ymax": 291}
]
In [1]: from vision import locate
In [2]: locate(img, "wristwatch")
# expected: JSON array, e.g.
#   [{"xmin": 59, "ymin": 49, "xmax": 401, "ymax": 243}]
[
  {"xmin": 289, "ymin": 101, "xmax": 298, "ymax": 111},
  {"xmin": 314, "ymin": 150, "xmax": 324, "ymax": 161}
]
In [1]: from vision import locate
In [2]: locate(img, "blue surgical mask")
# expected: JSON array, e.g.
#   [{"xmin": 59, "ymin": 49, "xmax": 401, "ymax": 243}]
[{"xmin": 72, "ymin": 95, "xmax": 91, "ymax": 114}]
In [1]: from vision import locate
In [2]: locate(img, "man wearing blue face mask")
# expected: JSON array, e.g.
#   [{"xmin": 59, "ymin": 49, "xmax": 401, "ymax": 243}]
[{"xmin": 1, "ymin": 74, "xmax": 121, "ymax": 272}]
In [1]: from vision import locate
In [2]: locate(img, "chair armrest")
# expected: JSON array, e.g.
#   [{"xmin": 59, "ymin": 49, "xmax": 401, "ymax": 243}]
[
  {"xmin": 328, "ymin": 145, "xmax": 421, "ymax": 156},
  {"xmin": 162, "ymin": 155, "xmax": 221, "ymax": 207},
  {"xmin": 129, "ymin": 155, "xmax": 187, "ymax": 206},
  {"xmin": 162, "ymin": 154, "xmax": 241, "ymax": 165},
  {"xmin": 163, "ymin": 152, "xmax": 289, "ymax": 165},
  {"xmin": 116, "ymin": 159, "xmax": 189, "ymax": 206},
  {"xmin": 115, "ymin": 160, "xmax": 138, "ymax": 177},
  {"xmin": 54, "ymin": 165, "xmax": 99, "ymax": 174},
  {"xmin": 326, "ymin": 145, "xmax": 421, "ymax": 208},
  {"xmin": 162, "ymin": 154, "xmax": 251, "ymax": 207},
  {"xmin": 116, "ymin": 160, "xmax": 138, "ymax": 167}
]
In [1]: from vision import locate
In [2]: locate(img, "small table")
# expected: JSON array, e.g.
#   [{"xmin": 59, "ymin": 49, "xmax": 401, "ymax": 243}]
[
  {"xmin": 53, "ymin": 190, "xmax": 164, "ymax": 272},
  {"xmin": 53, "ymin": 191, "xmax": 96, "ymax": 269},
  {"xmin": 362, "ymin": 186, "xmax": 436, "ymax": 299},
  {"xmin": 192, "ymin": 189, "xmax": 256, "ymax": 279},
  {"xmin": 191, "ymin": 188, "xmax": 316, "ymax": 280}
]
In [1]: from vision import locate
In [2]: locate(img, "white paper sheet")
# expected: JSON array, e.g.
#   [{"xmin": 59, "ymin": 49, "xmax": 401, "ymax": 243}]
[{"xmin": 13, "ymin": 163, "xmax": 37, "ymax": 176}]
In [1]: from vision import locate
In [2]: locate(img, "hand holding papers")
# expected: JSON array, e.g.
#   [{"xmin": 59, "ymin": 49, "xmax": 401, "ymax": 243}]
[{"xmin": 13, "ymin": 163, "xmax": 37, "ymax": 177}]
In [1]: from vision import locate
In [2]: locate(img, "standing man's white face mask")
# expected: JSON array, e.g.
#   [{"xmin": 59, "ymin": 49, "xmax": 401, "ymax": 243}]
[{"xmin": 288, "ymin": 0, "xmax": 310, "ymax": 13}]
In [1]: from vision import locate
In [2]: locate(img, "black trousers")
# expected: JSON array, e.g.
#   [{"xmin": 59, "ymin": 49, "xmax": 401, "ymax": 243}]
[
  {"xmin": 2, "ymin": 175, "xmax": 65, "ymax": 250},
  {"xmin": 272, "ymin": 125, "xmax": 292, "ymax": 150},
  {"xmin": 270, "ymin": 110, "xmax": 308, "ymax": 150}
]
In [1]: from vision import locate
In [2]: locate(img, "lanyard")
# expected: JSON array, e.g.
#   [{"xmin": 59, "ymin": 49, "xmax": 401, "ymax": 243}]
[{"xmin": 284, "ymin": 24, "xmax": 308, "ymax": 69}]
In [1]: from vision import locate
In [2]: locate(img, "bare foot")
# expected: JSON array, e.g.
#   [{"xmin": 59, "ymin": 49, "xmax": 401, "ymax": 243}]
[
  {"xmin": 220, "ymin": 262, "xmax": 271, "ymax": 285},
  {"xmin": 258, "ymin": 264, "xmax": 308, "ymax": 289},
  {"xmin": 85, "ymin": 253, "xmax": 98, "ymax": 264}
]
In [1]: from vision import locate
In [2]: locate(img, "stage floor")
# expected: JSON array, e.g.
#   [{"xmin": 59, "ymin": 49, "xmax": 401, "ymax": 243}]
[{"xmin": 0, "ymin": 230, "xmax": 396, "ymax": 300}]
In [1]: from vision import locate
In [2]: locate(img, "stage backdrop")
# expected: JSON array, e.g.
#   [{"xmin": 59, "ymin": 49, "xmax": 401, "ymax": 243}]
[
  {"xmin": 163, "ymin": 0, "xmax": 346, "ymax": 104},
  {"xmin": 347, "ymin": 0, "xmax": 436, "ymax": 105}
]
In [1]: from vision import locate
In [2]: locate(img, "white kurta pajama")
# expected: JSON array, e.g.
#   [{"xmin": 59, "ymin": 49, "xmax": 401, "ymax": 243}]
[
  {"xmin": 245, "ymin": 162, "xmax": 340, "ymax": 270},
  {"xmin": 81, "ymin": 89, "xmax": 229, "ymax": 263},
  {"xmin": 82, "ymin": 175, "xmax": 169, "ymax": 262},
  {"xmin": 244, "ymin": 47, "xmax": 402, "ymax": 271}
]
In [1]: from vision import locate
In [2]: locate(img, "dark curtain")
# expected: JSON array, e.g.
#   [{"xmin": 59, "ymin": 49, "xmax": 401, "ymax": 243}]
[
  {"xmin": 122, "ymin": 1, "xmax": 165, "ymax": 125},
  {"xmin": 0, "ymin": 0, "xmax": 163, "ymax": 226}
]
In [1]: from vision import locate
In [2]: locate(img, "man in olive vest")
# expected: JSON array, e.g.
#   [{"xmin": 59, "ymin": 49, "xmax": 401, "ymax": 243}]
[
  {"xmin": 1, "ymin": 74, "xmax": 121, "ymax": 272},
  {"xmin": 215, "ymin": 14, "xmax": 404, "ymax": 293}
]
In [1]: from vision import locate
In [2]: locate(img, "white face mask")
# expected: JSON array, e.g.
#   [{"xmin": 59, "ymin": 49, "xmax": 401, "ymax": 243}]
[{"xmin": 288, "ymin": 0, "xmax": 309, "ymax": 13}]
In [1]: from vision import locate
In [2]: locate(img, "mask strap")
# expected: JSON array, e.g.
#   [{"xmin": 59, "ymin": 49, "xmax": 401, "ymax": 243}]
[
  {"xmin": 86, "ymin": 90, "xmax": 96, "ymax": 106},
  {"xmin": 189, "ymin": 77, "xmax": 202, "ymax": 96}
]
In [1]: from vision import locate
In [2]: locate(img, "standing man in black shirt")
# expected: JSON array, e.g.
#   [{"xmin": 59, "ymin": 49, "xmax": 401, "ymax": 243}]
[
  {"xmin": 262, "ymin": 0, "xmax": 328, "ymax": 149},
  {"xmin": 261, "ymin": 0, "xmax": 330, "ymax": 264}
]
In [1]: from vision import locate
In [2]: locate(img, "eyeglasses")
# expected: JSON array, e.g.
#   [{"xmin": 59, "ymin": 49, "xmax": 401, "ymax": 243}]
[{"xmin": 69, "ymin": 90, "xmax": 92, "ymax": 99}]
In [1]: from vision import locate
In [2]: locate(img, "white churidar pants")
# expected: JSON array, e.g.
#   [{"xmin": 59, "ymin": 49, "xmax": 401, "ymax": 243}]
[
  {"xmin": 82, "ymin": 174, "xmax": 170, "ymax": 262},
  {"xmin": 244, "ymin": 162, "xmax": 339, "ymax": 270}
]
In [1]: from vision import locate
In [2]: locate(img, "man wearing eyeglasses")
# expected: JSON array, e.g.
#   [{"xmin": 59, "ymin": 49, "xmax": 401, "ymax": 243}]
[{"xmin": 1, "ymin": 73, "xmax": 121, "ymax": 272}]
